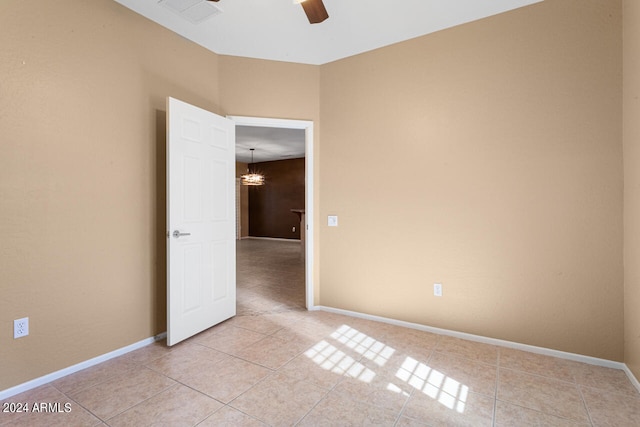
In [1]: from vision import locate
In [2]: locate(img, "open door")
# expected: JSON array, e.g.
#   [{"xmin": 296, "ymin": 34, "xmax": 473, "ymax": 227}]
[{"xmin": 166, "ymin": 97, "xmax": 236, "ymax": 346}]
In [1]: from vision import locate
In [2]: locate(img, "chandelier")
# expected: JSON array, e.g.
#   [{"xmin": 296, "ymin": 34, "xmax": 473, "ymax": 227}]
[{"xmin": 241, "ymin": 149, "xmax": 265, "ymax": 186}]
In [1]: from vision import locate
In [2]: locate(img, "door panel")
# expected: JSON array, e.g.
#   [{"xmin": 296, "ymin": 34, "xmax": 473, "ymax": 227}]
[{"xmin": 167, "ymin": 97, "xmax": 236, "ymax": 346}]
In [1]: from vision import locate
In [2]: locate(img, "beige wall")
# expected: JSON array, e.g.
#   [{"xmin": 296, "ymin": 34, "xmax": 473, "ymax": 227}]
[
  {"xmin": 0, "ymin": 0, "xmax": 632, "ymax": 392},
  {"xmin": 0, "ymin": 1, "xmax": 320, "ymax": 391},
  {"xmin": 319, "ymin": 0, "xmax": 624, "ymax": 361},
  {"xmin": 0, "ymin": 0, "xmax": 224, "ymax": 390},
  {"xmin": 624, "ymin": 0, "xmax": 640, "ymax": 379}
]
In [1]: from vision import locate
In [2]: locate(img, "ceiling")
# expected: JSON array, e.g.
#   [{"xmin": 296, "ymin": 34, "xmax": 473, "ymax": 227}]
[
  {"xmin": 113, "ymin": 0, "xmax": 542, "ymax": 162},
  {"xmin": 236, "ymin": 126, "xmax": 305, "ymax": 163},
  {"xmin": 113, "ymin": 0, "xmax": 542, "ymax": 66}
]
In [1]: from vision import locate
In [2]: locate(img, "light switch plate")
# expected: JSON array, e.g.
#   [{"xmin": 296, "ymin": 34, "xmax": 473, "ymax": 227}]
[{"xmin": 328, "ymin": 215, "xmax": 338, "ymax": 227}]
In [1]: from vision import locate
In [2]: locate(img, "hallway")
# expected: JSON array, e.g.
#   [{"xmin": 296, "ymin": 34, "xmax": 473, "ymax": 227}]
[{"xmin": 236, "ymin": 238, "xmax": 306, "ymax": 316}]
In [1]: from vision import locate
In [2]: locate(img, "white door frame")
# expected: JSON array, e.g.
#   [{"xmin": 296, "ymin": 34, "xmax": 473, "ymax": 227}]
[{"xmin": 228, "ymin": 115, "xmax": 315, "ymax": 309}]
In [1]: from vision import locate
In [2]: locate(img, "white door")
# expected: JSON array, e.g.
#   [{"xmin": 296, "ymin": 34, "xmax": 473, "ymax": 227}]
[{"xmin": 166, "ymin": 97, "xmax": 236, "ymax": 346}]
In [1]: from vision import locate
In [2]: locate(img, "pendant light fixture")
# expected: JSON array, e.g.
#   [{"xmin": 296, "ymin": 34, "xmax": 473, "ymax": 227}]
[{"xmin": 241, "ymin": 148, "xmax": 265, "ymax": 186}]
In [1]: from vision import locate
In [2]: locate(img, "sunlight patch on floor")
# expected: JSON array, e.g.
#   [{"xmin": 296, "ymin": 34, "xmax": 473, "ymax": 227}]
[
  {"xmin": 396, "ymin": 356, "xmax": 468, "ymax": 413},
  {"xmin": 305, "ymin": 324, "xmax": 469, "ymax": 413},
  {"xmin": 304, "ymin": 340, "xmax": 376, "ymax": 383},
  {"xmin": 330, "ymin": 325, "xmax": 395, "ymax": 367}
]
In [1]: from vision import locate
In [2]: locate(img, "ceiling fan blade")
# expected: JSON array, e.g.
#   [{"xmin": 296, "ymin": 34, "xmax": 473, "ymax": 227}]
[{"xmin": 301, "ymin": 0, "xmax": 329, "ymax": 24}]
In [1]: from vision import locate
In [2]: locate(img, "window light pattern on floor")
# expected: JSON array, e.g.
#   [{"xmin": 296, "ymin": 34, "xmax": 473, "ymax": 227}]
[
  {"xmin": 330, "ymin": 325, "xmax": 396, "ymax": 367},
  {"xmin": 305, "ymin": 324, "xmax": 470, "ymax": 413},
  {"xmin": 304, "ymin": 340, "xmax": 376, "ymax": 383},
  {"xmin": 396, "ymin": 356, "xmax": 469, "ymax": 413}
]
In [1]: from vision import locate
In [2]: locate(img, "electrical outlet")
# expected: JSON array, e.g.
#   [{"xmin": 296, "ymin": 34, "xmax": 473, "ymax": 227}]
[
  {"xmin": 434, "ymin": 283, "xmax": 443, "ymax": 297},
  {"xmin": 292, "ymin": 226, "xmax": 296, "ymax": 232},
  {"xmin": 14, "ymin": 317, "xmax": 29, "ymax": 339}
]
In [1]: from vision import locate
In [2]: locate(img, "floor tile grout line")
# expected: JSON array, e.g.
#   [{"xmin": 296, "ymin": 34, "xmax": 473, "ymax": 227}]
[
  {"xmin": 495, "ymin": 355, "xmax": 640, "ymax": 398},
  {"xmin": 577, "ymin": 385, "xmax": 598, "ymax": 427},
  {"xmin": 197, "ymin": 403, "xmax": 267, "ymax": 427},
  {"xmin": 175, "ymin": 353, "xmax": 275, "ymax": 404},
  {"xmin": 165, "ymin": 382, "xmax": 230, "ymax": 426},
  {"xmin": 429, "ymin": 348, "xmax": 500, "ymax": 369},
  {"xmin": 578, "ymin": 382, "xmax": 640, "ymax": 400},
  {"xmin": 495, "ymin": 399, "xmax": 595, "ymax": 426},
  {"xmin": 234, "ymin": 405, "xmax": 272, "ymax": 427},
  {"xmin": 495, "ymin": 360, "xmax": 596, "ymax": 425},
  {"xmin": 45, "ymin": 384, "xmax": 105, "ymax": 425},
  {"xmin": 225, "ymin": 369, "xmax": 325, "ymax": 427},
  {"xmin": 101, "ymin": 382, "xmax": 186, "ymax": 425},
  {"xmin": 105, "ymin": 378, "xmax": 177, "ymax": 424},
  {"xmin": 225, "ymin": 367, "xmax": 279, "ymax": 411},
  {"xmin": 222, "ymin": 344, "xmax": 311, "ymax": 372},
  {"xmin": 291, "ymin": 388, "xmax": 331, "ymax": 426},
  {"xmin": 138, "ymin": 348, "xmax": 271, "ymax": 409},
  {"xmin": 49, "ymin": 363, "xmax": 142, "ymax": 398},
  {"xmin": 60, "ymin": 377, "xmax": 177, "ymax": 425},
  {"xmin": 288, "ymin": 362, "xmax": 353, "ymax": 427},
  {"xmin": 392, "ymin": 378, "xmax": 415, "ymax": 427},
  {"xmin": 492, "ymin": 347, "xmax": 501, "ymax": 427},
  {"xmin": 431, "ymin": 339, "xmax": 500, "ymax": 368},
  {"xmin": 53, "ymin": 367, "xmax": 176, "ymax": 423},
  {"xmin": 497, "ymin": 365, "xmax": 589, "ymax": 389}
]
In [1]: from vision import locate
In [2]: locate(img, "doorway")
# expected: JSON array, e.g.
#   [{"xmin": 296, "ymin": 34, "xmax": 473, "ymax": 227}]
[{"xmin": 229, "ymin": 116, "xmax": 315, "ymax": 310}]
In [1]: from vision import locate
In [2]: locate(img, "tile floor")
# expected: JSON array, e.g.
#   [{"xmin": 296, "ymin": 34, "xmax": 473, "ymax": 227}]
[{"xmin": 2, "ymin": 239, "xmax": 640, "ymax": 426}]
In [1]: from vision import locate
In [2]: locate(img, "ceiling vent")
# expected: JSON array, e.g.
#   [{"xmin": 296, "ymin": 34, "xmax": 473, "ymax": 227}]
[{"xmin": 160, "ymin": 0, "xmax": 222, "ymax": 24}]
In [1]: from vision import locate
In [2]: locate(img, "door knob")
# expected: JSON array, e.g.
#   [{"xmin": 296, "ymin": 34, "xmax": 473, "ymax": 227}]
[{"xmin": 172, "ymin": 230, "xmax": 191, "ymax": 238}]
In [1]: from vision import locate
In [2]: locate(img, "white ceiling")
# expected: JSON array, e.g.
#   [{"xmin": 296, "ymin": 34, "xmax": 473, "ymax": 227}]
[
  {"xmin": 236, "ymin": 126, "xmax": 305, "ymax": 163},
  {"xmin": 113, "ymin": 0, "xmax": 542, "ymax": 66},
  {"xmin": 113, "ymin": 0, "xmax": 542, "ymax": 162}
]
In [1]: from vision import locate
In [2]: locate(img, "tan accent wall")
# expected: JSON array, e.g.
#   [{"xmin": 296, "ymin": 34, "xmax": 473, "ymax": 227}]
[
  {"xmin": 248, "ymin": 158, "xmax": 306, "ymax": 239},
  {"xmin": 0, "ymin": 0, "xmax": 222, "ymax": 390},
  {"xmin": 624, "ymin": 0, "xmax": 640, "ymax": 379},
  {"xmin": 319, "ymin": 0, "xmax": 624, "ymax": 360}
]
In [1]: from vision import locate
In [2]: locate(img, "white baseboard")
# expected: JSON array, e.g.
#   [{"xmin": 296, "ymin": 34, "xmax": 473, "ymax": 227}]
[
  {"xmin": 0, "ymin": 332, "xmax": 167, "ymax": 401},
  {"xmin": 245, "ymin": 236, "xmax": 301, "ymax": 242},
  {"xmin": 623, "ymin": 364, "xmax": 640, "ymax": 393},
  {"xmin": 4, "ymin": 307, "xmax": 640, "ymax": 400},
  {"xmin": 314, "ymin": 305, "xmax": 640, "ymax": 392}
]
